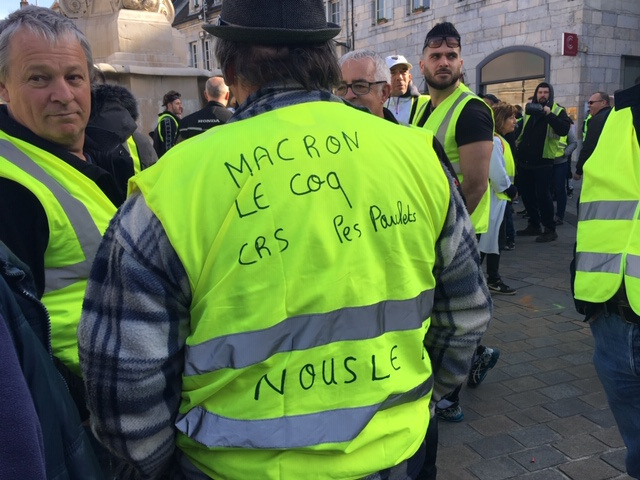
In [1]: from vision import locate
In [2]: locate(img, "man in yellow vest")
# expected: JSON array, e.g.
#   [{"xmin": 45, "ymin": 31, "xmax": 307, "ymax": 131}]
[
  {"xmin": 0, "ymin": 6, "xmax": 136, "ymax": 400},
  {"xmin": 515, "ymin": 82, "xmax": 571, "ymax": 242},
  {"xmin": 412, "ymin": 21, "xmax": 494, "ymax": 235},
  {"xmin": 78, "ymin": 0, "xmax": 492, "ymax": 478},
  {"xmin": 152, "ymin": 89, "xmax": 182, "ymax": 157},
  {"xmin": 573, "ymin": 81, "xmax": 640, "ymax": 479}
]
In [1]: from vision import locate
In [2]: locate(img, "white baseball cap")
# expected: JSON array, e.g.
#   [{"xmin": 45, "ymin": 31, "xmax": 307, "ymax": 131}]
[{"xmin": 385, "ymin": 54, "xmax": 413, "ymax": 70}]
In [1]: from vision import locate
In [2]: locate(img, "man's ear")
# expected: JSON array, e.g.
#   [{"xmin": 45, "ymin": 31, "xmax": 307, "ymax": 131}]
[
  {"xmin": 381, "ymin": 83, "xmax": 391, "ymax": 104},
  {"xmin": 0, "ymin": 81, "xmax": 10, "ymax": 104}
]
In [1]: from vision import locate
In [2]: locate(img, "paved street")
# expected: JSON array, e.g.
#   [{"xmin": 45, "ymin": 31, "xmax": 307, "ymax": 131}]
[{"xmin": 435, "ymin": 187, "xmax": 633, "ymax": 480}]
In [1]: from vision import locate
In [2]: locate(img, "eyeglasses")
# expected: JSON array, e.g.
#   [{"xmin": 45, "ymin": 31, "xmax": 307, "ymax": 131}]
[
  {"xmin": 425, "ymin": 35, "xmax": 461, "ymax": 49},
  {"xmin": 335, "ymin": 81, "xmax": 387, "ymax": 97},
  {"xmin": 587, "ymin": 99, "xmax": 604, "ymax": 105}
]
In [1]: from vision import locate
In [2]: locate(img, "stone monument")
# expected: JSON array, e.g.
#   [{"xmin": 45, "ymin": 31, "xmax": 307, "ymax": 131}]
[{"xmin": 57, "ymin": 0, "xmax": 212, "ymax": 134}]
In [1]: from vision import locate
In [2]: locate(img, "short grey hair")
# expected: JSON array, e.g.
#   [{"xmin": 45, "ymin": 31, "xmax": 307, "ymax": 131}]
[
  {"xmin": 205, "ymin": 76, "xmax": 229, "ymax": 98},
  {"xmin": 338, "ymin": 49, "xmax": 391, "ymax": 84},
  {"xmin": 0, "ymin": 6, "xmax": 94, "ymax": 82}
]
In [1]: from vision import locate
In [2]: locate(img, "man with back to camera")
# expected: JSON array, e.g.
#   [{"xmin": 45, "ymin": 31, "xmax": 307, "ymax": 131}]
[
  {"xmin": 515, "ymin": 82, "xmax": 571, "ymax": 242},
  {"xmin": 178, "ymin": 75, "xmax": 232, "ymax": 141},
  {"xmin": 78, "ymin": 0, "xmax": 492, "ymax": 478},
  {"xmin": 411, "ymin": 21, "xmax": 493, "ymax": 236},
  {"xmin": 573, "ymin": 81, "xmax": 640, "ymax": 480}
]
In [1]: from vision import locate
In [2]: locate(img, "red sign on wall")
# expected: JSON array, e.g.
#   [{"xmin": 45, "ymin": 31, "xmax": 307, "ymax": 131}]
[{"xmin": 563, "ymin": 33, "xmax": 578, "ymax": 56}]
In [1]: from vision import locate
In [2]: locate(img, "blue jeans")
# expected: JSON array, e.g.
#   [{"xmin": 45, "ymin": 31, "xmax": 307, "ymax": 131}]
[
  {"xmin": 552, "ymin": 161, "xmax": 569, "ymax": 220},
  {"xmin": 590, "ymin": 311, "xmax": 640, "ymax": 478}
]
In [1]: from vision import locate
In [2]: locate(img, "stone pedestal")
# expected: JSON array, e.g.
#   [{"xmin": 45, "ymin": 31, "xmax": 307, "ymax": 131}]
[{"xmin": 60, "ymin": 0, "xmax": 212, "ymax": 135}]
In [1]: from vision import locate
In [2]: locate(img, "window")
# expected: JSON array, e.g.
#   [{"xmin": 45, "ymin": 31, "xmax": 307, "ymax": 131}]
[
  {"xmin": 204, "ymin": 39, "xmax": 213, "ymax": 71},
  {"xmin": 409, "ymin": 0, "xmax": 429, "ymax": 12},
  {"xmin": 326, "ymin": 0, "xmax": 341, "ymax": 24},
  {"xmin": 374, "ymin": 0, "xmax": 393, "ymax": 22},
  {"xmin": 190, "ymin": 41, "xmax": 198, "ymax": 69}
]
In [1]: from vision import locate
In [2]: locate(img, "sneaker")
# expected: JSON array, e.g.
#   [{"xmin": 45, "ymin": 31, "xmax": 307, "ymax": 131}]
[
  {"xmin": 468, "ymin": 347, "xmax": 501, "ymax": 387},
  {"xmin": 436, "ymin": 404, "xmax": 464, "ymax": 422},
  {"xmin": 535, "ymin": 229, "xmax": 558, "ymax": 243},
  {"xmin": 503, "ymin": 241, "xmax": 515, "ymax": 251},
  {"xmin": 487, "ymin": 280, "xmax": 517, "ymax": 295},
  {"xmin": 516, "ymin": 224, "xmax": 542, "ymax": 236}
]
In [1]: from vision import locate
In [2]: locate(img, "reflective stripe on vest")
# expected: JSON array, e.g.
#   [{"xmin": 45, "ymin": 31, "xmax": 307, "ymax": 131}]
[
  {"xmin": 0, "ymin": 140, "xmax": 102, "ymax": 292},
  {"xmin": 157, "ymin": 112, "xmax": 178, "ymax": 142},
  {"xmin": 133, "ymin": 101, "xmax": 450, "ymax": 479},
  {"xmin": 0, "ymin": 135, "xmax": 115, "ymax": 373},
  {"xmin": 411, "ymin": 83, "xmax": 492, "ymax": 233},
  {"xmin": 575, "ymin": 106, "xmax": 640, "ymax": 314},
  {"xmin": 185, "ymin": 289, "xmax": 434, "ymax": 376},
  {"xmin": 124, "ymin": 136, "xmax": 142, "ymax": 174}
]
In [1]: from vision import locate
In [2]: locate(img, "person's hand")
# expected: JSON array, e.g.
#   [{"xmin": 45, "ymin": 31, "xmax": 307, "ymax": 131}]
[
  {"xmin": 543, "ymin": 105, "xmax": 551, "ymax": 115},
  {"xmin": 573, "ymin": 172, "xmax": 582, "ymax": 181}
]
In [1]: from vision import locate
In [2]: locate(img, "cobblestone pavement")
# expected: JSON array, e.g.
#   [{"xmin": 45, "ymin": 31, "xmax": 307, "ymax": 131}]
[{"xmin": 435, "ymin": 187, "xmax": 633, "ymax": 480}]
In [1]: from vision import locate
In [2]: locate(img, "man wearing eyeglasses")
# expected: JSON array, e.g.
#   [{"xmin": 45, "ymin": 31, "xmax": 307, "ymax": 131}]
[
  {"xmin": 337, "ymin": 49, "xmax": 395, "ymax": 121},
  {"xmin": 574, "ymin": 91, "xmax": 612, "ymax": 181},
  {"xmin": 412, "ymin": 22, "xmax": 494, "ymax": 238}
]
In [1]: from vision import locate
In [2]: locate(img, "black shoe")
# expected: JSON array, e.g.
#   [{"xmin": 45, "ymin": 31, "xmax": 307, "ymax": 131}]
[
  {"xmin": 516, "ymin": 225, "xmax": 542, "ymax": 236},
  {"xmin": 517, "ymin": 208, "xmax": 527, "ymax": 215},
  {"xmin": 535, "ymin": 229, "xmax": 558, "ymax": 243},
  {"xmin": 503, "ymin": 241, "xmax": 515, "ymax": 251},
  {"xmin": 488, "ymin": 280, "xmax": 517, "ymax": 295},
  {"xmin": 554, "ymin": 218, "xmax": 564, "ymax": 226}
]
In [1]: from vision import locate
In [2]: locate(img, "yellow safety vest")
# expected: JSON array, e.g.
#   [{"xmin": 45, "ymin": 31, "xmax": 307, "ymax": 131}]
[
  {"xmin": 582, "ymin": 114, "xmax": 592, "ymax": 141},
  {"xmin": 574, "ymin": 106, "xmax": 640, "ymax": 314},
  {"xmin": 132, "ymin": 101, "xmax": 452, "ymax": 479},
  {"xmin": 156, "ymin": 112, "xmax": 179, "ymax": 142},
  {"xmin": 411, "ymin": 83, "xmax": 492, "ymax": 233},
  {"xmin": 124, "ymin": 136, "xmax": 142, "ymax": 174},
  {"xmin": 518, "ymin": 103, "xmax": 565, "ymax": 159},
  {"xmin": 0, "ymin": 132, "xmax": 116, "ymax": 374},
  {"xmin": 496, "ymin": 135, "xmax": 515, "ymax": 201}
]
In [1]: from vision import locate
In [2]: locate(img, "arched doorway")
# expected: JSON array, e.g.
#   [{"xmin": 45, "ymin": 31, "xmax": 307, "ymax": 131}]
[{"xmin": 476, "ymin": 47, "xmax": 550, "ymax": 108}]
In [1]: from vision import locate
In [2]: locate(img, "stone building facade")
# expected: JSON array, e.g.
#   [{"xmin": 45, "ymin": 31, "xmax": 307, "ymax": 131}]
[{"xmin": 172, "ymin": 0, "xmax": 640, "ymax": 128}]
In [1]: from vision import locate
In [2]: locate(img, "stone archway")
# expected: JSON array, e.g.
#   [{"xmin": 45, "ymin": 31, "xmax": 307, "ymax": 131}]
[{"xmin": 476, "ymin": 47, "xmax": 550, "ymax": 107}]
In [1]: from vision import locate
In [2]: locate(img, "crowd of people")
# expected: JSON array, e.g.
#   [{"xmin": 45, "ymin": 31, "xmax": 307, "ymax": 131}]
[{"xmin": 0, "ymin": 0, "xmax": 638, "ymax": 479}]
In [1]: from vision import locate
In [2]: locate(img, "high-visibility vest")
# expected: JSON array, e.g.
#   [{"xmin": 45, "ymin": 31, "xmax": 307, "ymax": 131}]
[
  {"xmin": 132, "ymin": 101, "xmax": 452, "ymax": 479},
  {"xmin": 0, "ymin": 132, "xmax": 116, "ymax": 374},
  {"xmin": 411, "ymin": 83, "xmax": 492, "ymax": 233},
  {"xmin": 574, "ymin": 106, "xmax": 640, "ymax": 315},
  {"xmin": 156, "ymin": 112, "xmax": 178, "ymax": 142},
  {"xmin": 582, "ymin": 114, "xmax": 592, "ymax": 141},
  {"xmin": 124, "ymin": 136, "xmax": 142, "ymax": 174},
  {"xmin": 496, "ymin": 135, "xmax": 515, "ymax": 201},
  {"xmin": 518, "ymin": 103, "xmax": 565, "ymax": 159}
]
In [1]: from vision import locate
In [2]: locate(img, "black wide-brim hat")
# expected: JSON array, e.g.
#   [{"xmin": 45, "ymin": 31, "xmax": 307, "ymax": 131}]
[{"xmin": 203, "ymin": 0, "xmax": 341, "ymax": 45}]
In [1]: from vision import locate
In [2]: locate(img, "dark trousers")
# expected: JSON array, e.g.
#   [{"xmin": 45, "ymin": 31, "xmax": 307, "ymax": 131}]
[
  {"xmin": 552, "ymin": 161, "xmax": 569, "ymax": 220},
  {"xmin": 519, "ymin": 164, "xmax": 555, "ymax": 231},
  {"xmin": 417, "ymin": 415, "xmax": 438, "ymax": 480},
  {"xmin": 504, "ymin": 202, "xmax": 515, "ymax": 243}
]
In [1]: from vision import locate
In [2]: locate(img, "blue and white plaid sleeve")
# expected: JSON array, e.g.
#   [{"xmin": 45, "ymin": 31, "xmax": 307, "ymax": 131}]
[
  {"xmin": 78, "ymin": 193, "xmax": 192, "ymax": 479},
  {"xmin": 427, "ymin": 180, "xmax": 493, "ymax": 401}
]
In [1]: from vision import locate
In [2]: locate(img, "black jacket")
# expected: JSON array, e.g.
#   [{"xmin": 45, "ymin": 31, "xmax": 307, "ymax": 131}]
[
  {"xmin": 517, "ymin": 82, "xmax": 571, "ymax": 167},
  {"xmin": 575, "ymin": 106, "xmax": 612, "ymax": 175},
  {"xmin": 0, "ymin": 242, "xmax": 103, "ymax": 480},
  {"xmin": 178, "ymin": 100, "xmax": 233, "ymax": 140}
]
